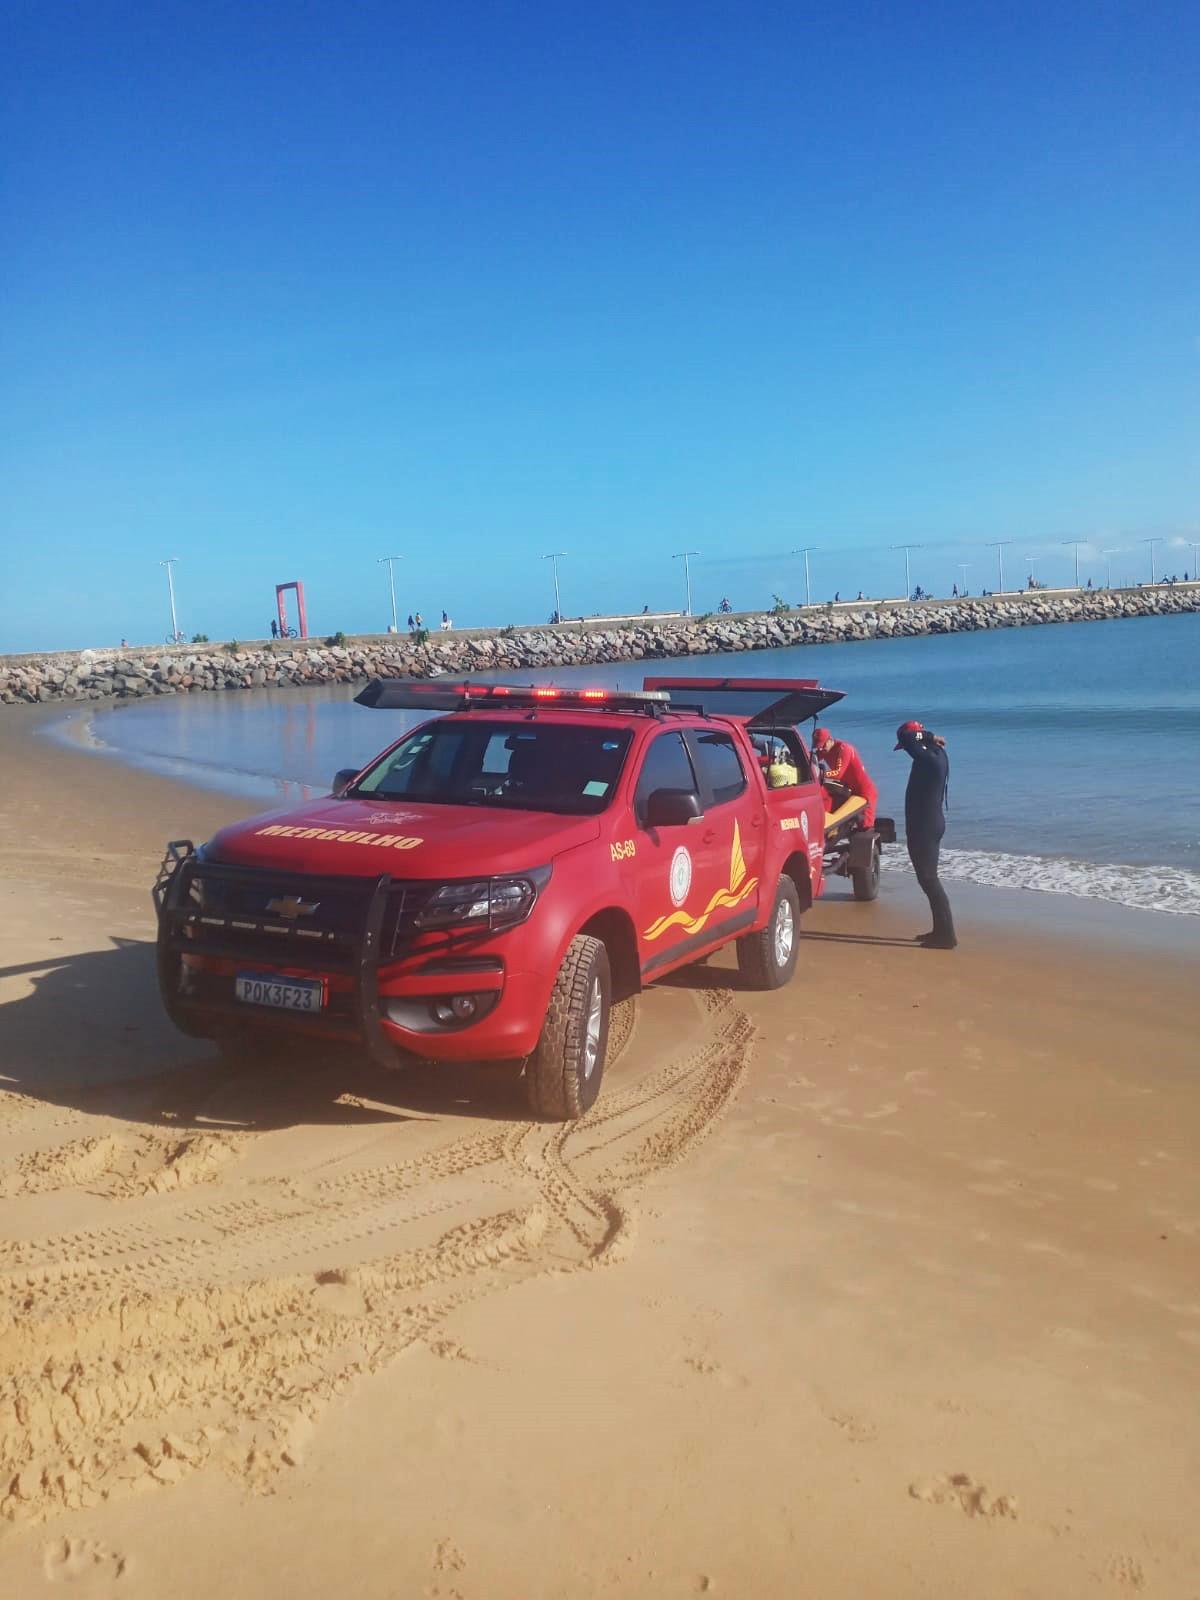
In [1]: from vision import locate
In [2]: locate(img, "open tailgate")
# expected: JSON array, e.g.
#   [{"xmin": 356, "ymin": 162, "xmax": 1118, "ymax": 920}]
[{"xmin": 642, "ymin": 676, "xmax": 845, "ymax": 725}]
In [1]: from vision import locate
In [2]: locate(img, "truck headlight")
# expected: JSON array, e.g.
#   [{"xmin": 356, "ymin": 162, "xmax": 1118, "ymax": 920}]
[{"xmin": 415, "ymin": 867, "xmax": 551, "ymax": 933}]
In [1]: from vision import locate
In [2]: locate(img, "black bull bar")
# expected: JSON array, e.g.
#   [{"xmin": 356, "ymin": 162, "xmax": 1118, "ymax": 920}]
[{"xmin": 153, "ymin": 841, "xmax": 397, "ymax": 1065}]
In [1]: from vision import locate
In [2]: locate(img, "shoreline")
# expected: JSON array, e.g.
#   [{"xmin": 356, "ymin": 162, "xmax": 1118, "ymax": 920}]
[
  {"xmin": 32, "ymin": 688, "xmax": 1200, "ymax": 923},
  {"xmin": 10, "ymin": 696, "xmax": 1198, "ymax": 956},
  {"xmin": 1, "ymin": 702, "xmax": 1198, "ymax": 1596}
]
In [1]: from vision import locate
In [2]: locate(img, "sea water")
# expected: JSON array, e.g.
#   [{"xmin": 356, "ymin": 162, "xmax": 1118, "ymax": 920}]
[{"xmin": 65, "ymin": 612, "xmax": 1200, "ymax": 916}]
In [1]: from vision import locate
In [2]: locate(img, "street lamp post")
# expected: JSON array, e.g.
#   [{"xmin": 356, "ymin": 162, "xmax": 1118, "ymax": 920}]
[
  {"xmin": 1189, "ymin": 542, "xmax": 1200, "ymax": 582},
  {"xmin": 791, "ymin": 546, "xmax": 817, "ymax": 608},
  {"xmin": 1024, "ymin": 556, "xmax": 1041, "ymax": 590},
  {"xmin": 1062, "ymin": 540, "xmax": 1084, "ymax": 588},
  {"xmin": 673, "ymin": 550, "xmax": 700, "ymax": 617},
  {"xmin": 160, "ymin": 558, "xmax": 181, "ymax": 642},
  {"xmin": 986, "ymin": 540, "xmax": 1013, "ymax": 595},
  {"xmin": 377, "ymin": 555, "xmax": 402, "ymax": 632},
  {"xmin": 1101, "ymin": 548, "xmax": 1121, "ymax": 589},
  {"xmin": 956, "ymin": 563, "xmax": 971, "ymax": 596},
  {"xmin": 892, "ymin": 544, "xmax": 922, "ymax": 600},
  {"xmin": 1140, "ymin": 537, "xmax": 1163, "ymax": 583},
  {"xmin": 543, "ymin": 552, "xmax": 566, "ymax": 622}
]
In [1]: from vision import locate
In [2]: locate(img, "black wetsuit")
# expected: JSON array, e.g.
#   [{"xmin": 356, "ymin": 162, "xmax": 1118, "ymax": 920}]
[{"xmin": 900, "ymin": 734, "xmax": 956, "ymax": 946}]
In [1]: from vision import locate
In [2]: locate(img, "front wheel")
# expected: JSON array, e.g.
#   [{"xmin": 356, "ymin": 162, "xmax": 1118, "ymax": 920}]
[
  {"xmin": 737, "ymin": 876, "xmax": 801, "ymax": 990},
  {"xmin": 852, "ymin": 837, "xmax": 882, "ymax": 901},
  {"xmin": 525, "ymin": 935, "xmax": 610, "ymax": 1120}
]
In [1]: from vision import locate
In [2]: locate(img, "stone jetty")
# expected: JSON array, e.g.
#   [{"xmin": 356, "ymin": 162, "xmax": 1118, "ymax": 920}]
[{"xmin": 3, "ymin": 586, "xmax": 1197, "ymax": 707}]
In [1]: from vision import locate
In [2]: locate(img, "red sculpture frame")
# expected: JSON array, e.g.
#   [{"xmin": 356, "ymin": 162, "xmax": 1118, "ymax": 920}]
[{"xmin": 275, "ymin": 581, "xmax": 308, "ymax": 639}]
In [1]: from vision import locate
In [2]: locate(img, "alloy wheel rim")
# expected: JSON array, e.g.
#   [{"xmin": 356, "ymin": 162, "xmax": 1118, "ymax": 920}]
[
  {"xmin": 582, "ymin": 978, "xmax": 603, "ymax": 1079},
  {"xmin": 774, "ymin": 898, "xmax": 795, "ymax": 967}
]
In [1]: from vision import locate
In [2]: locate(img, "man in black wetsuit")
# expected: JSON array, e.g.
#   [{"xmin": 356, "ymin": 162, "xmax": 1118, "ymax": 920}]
[{"xmin": 894, "ymin": 719, "xmax": 956, "ymax": 950}]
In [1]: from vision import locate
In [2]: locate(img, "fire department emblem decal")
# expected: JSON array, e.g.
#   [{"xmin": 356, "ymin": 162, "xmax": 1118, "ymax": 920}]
[
  {"xmin": 800, "ymin": 810, "xmax": 810, "ymax": 841},
  {"xmin": 669, "ymin": 846, "xmax": 693, "ymax": 907}
]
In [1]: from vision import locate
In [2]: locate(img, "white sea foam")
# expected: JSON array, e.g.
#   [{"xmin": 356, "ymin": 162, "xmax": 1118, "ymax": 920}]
[{"xmin": 882, "ymin": 847, "xmax": 1200, "ymax": 917}]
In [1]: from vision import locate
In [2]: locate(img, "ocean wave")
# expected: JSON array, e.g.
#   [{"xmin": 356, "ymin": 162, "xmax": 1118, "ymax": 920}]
[{"xmin": 882, "ymin": 847, "xmax": 1200, "ymax": 917}]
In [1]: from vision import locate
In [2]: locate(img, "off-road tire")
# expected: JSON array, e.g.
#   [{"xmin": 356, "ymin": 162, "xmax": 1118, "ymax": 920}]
[
  {"xmin": 525, "ymin": 935, "xmax": 611, "ymax": 1121},
  {"xmin": 736, "ymin": 875, "xmax": 801, "ymax": 990},
  {"xmin": 851, "ymin": 838, "xmax": 882, "ymax": 902}
]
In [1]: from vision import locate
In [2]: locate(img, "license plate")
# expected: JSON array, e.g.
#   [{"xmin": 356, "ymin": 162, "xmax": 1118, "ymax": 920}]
[{"xmin": 235, "ymin": 973, "xmax": 324, "ymax": 1012}]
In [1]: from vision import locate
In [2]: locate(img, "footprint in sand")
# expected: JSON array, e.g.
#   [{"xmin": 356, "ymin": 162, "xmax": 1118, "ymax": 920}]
[
  {"xmin": 908, "ymin": 1472, "xmax": 1018, "ymax": 1520},
  {"xmin": 1106, "ymin": 1553, "xmax": 1147, "ymax": 1589},
  {"xmin": 433, "ymin": 1538, "xmax": 466, "ymax": 1573},
  {"xmin": 43, "ymin": 1536, "xmax": 126, "ymax": 1583},
  {"xmin": 683, "ymin": 1351, "xmax": 747, "ymax": 1389},
  {"xmin": 826, "ymin": 1411, "xmax": 877, "ymax": 1443}
]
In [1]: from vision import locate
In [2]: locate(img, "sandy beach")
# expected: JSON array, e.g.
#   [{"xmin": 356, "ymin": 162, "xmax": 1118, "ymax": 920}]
[{"xmin": 1, "ymin": 705, "xmax": 1198, "ymax": 1598}]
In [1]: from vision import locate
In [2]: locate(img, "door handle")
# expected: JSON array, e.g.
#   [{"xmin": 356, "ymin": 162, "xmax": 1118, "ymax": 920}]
[
  {"xmin": 750, "ymin": 815, "xmax": 763, "ymax": 828},
  {"xmin": 702, "ymin": 830, "xmax": 716, "ymax": 845}
]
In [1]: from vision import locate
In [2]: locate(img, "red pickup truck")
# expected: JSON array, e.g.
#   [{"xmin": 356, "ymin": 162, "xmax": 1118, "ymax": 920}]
[{"xmin": 154, "ymin": 676, "xmax": 887, "ymax": 1119}]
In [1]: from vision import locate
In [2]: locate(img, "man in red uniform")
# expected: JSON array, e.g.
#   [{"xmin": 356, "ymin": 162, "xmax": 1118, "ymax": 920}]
[{"xmin": 813, "ymin": 727, "xmax": 877, "ymax": 826}]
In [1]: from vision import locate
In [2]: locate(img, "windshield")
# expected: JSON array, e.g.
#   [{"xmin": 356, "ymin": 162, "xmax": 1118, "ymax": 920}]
[{"xmin": 352, "ymin": 720, "xmax": 633, "ymax": 815}]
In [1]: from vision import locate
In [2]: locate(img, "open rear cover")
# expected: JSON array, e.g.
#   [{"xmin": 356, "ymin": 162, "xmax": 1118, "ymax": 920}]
[{"xmin": 642, "ymin": 676, "xmax": 845, "ymax": 725}]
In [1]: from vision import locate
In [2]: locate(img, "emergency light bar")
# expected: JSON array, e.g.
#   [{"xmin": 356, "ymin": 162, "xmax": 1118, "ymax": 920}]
[{"xmin": 355, "ymin": 678, "xmax": 671, "ymax": 713}]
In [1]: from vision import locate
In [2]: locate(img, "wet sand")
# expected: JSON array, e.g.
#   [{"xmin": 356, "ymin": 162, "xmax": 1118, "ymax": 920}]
[{"xmin": 1, "ymin": 705, "xmax": 1198, "ymax": 1598}]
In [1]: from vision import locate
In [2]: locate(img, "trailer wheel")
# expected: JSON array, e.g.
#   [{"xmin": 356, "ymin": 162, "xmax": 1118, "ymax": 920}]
[
  {"xmin": 852, "ymin": 837, "xmax": 882, "ymax": 901},
  {"xmin": 737, "ymin": 876, "xmax": 801, "ymax": 990},
  {"xmin": 525, "ymin": 935, "xmax": 610, "ymax": 1121}
]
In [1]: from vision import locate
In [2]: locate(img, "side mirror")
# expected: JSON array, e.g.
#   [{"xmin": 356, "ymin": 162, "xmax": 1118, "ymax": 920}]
[
  {"xmin": 331, "ymin": 768, "xmax": 358, "ymax": 797},
  {"xmin": 645, "ymin": 788, "xmax": 703, "ymax": 828}
]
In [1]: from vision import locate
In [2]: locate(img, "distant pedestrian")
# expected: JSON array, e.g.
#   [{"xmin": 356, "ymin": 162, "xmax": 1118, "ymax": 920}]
[
  {"xmin": 895, "ymin": 720, "xmax": 955, "ymax": 950},
  {"xmin": 952, "ymin": 582, "xmax": 958, "ymax": 597},
  {"xmin": 834, "ymin": 591, "xmax": 840, "ymax": 603},
  {"xmin": 407, "ymin": 613, "xmax": 415, "ymax": 629},
  {"xmin": 642, "ymin": 603, "xmax": 650, "ymax": 613},
  {"xmin": 270, "ymin": 618, "xmax": 279, "ymax": 639},
  {"xmin": 120, "ymin": 637, "xmax": 128, "ymax": 648},
  {"xmin": 856, "ymin": 589, "xmax": 864, "ymax": 600},
  {"xmin": 440, "ymin": 612, "xmax": 452, "ymax": 630}
]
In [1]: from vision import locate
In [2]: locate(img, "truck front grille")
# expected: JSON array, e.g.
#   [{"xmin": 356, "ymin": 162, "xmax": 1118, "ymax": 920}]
[{"xmin": 172, "ymin": 859, "xmax": 437, "ymax": 968}]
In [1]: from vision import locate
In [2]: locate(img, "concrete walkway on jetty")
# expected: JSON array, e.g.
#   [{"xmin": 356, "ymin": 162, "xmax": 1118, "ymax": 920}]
[{"xmin": 3, "ymin": 584, "xmax": 1198, "ymax": 707}]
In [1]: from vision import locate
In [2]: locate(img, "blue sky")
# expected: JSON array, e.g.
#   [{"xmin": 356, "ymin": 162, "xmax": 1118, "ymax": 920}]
[{"xmin": 3, "ymin": 0, "xmax": 1198, "ymax": 650}]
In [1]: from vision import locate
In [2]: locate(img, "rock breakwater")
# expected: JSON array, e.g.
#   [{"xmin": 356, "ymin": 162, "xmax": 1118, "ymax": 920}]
[{"xmin": 3, "ymin": 588, "xmax": 1197, "ymax": 707}]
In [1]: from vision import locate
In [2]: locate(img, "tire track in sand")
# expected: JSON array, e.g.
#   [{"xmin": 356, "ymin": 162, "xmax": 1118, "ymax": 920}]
[{"xmin": 0, "ymin": 982, "xmax": 753, "ymax": 1528}]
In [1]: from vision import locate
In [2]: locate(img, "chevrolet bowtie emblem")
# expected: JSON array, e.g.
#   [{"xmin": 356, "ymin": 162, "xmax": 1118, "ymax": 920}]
[{"xmin": 266, "ymin": 895, "xmax": 320, "ymax": 920}]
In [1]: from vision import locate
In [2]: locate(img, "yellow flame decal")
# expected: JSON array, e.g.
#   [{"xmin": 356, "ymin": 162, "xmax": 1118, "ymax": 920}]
[{"xmin": 643, "ymin": 875, "xmax": 759, "ymax": 941}]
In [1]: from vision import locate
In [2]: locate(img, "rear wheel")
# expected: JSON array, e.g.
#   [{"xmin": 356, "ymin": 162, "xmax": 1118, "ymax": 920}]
[
  {"xmin": 525, "ymin": 935, "xmax": 611, "ymax": 1120},
  {"xmin": 737, "ymin": 876, "xmax": 801, "ymax": 990},
  {"xmin": 851, "ymin": 837, "xmax": 882, "ymax": 901}
]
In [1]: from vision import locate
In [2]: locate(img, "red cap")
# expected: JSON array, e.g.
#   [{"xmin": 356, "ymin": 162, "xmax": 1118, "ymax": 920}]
[
  {"xmin": 813, "ymin": 726, "xmax": 834, "ymax": 750},
  {"xmin": 894, "ymin": 719, "xmax": 924, "ymax": 749}
]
